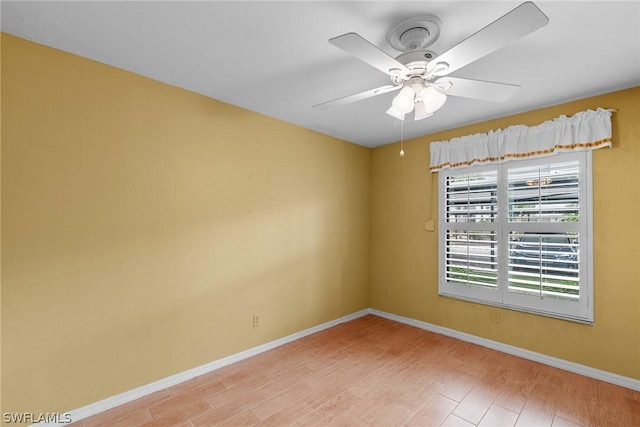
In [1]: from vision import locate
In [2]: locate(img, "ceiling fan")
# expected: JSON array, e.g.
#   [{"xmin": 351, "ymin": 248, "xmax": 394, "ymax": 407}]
[{"xmin": 313, "ymin": 2, "xmax": 549, "ymax": 121}]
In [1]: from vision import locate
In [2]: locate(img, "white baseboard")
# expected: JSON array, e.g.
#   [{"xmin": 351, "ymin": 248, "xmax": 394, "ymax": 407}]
[
  {"xmin": 369, "ymin": 308, "xmax": 640, "ymax": 392},
  {"xmin": 39, "ymin": 307, "xmax": 640, "ymax": 426},
  {"xmin": 44, "ymin": 309, "xmax": 370, "ymax": 427}
]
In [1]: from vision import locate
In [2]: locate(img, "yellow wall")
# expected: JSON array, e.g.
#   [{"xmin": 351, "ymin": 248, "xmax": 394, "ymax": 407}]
[
  {"xmin": 371, "ymin": 86, "xmax": 640, "ymax": 380},
  {"xmin": 0, "ymin": 31, "xmax": 4, "ymax": 414},
  {"xmin": 1, "ymin": 34, "xmax": 370, "ymax": 414}
]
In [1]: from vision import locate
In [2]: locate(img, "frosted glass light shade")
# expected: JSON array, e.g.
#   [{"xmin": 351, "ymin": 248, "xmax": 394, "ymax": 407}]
[
  {"xmin": 413, "ymin": 100, "xmax": 434, "ymax": 121},
  {"xmin": 386, "ymin": 106, "xmax": 405, "ymax": 121},
  {"xmin": 391, "ymin": 86, "xmax": 416, "ymax": 114},
  {"xmin": 420, "ymin": 86, "xmax": 447, "ymax": 113}
]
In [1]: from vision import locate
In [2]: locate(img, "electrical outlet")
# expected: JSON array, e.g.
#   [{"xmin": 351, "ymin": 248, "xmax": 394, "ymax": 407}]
[
  {"xmin": 252, "ymin": 314, "xmax": 260, "ymax": 327},
  {"xmin": 492, "ymin": 311, "xmax": 501, "ymax": 323}
]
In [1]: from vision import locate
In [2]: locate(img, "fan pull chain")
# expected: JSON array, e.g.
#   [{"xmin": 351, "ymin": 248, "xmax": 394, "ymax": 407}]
[{"xmin": 399, "ymin": 119, "xmax": 405, "ymax": 157}]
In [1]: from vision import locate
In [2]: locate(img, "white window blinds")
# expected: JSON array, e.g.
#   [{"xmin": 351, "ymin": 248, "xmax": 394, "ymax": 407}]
[{"xmin": 439, "ymin": 153, "xmax": 593, "ymax": 322}]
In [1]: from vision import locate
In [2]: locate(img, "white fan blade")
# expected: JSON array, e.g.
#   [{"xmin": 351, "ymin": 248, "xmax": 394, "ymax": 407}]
[
  {"xmin": 437, "ymin": 77, "xmax": 521, "ymax": 102},
  {"xmin": 329, "ymin": 33, "xmax": 411, "ymax": 76},
  {"xmin": 313, "ymin": 84, "xmax": 401, "ymax": 110},
  {"xmin": 429, "ymin": 2, "xmax": 549, "ymax": 76}
]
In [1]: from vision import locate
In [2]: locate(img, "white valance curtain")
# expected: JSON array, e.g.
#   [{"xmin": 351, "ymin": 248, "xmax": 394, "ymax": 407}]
[{"xmin": 429, "ymin": 108, "xmax": 613, "ymax": 172}]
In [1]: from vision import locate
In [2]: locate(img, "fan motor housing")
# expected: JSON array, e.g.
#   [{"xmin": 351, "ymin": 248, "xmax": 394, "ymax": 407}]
[
  {"xmin": 396, "ymin": 50, "xmax": 438, "ymax": 65},
  {"xmin": 388, "ymin": 50, "xmax": 438, "ymax": 85}
]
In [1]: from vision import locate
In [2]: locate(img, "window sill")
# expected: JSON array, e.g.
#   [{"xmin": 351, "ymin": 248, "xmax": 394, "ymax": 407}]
[{"xmin": 438, "ymin": 292, "xmax": 594, "ymax": 325}]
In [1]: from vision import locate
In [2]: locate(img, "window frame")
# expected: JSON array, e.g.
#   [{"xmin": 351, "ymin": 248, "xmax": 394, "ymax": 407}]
[{"xmin": 438, "ymin": 151, "xmax": 594, "ymax": 323}]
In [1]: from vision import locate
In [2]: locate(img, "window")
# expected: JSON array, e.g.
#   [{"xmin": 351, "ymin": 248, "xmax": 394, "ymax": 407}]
[{"xmin": 438, "ymin": 152, "xmax": 593, "ymax": 322}]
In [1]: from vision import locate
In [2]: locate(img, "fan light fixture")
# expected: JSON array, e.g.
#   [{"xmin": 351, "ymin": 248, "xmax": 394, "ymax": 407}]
[
  {"xmin": 386, "ymin": 80, "xmax": 446, "ymax": 121},
  {"xmin": 419, "ymin": 86, "xmax": 447, "ymax": 113},
  {"xmin": 392, "ymin": 87, "xmax": 416, "ymax": 113},
  {"xmin": 413, "ymin": 101, "xmax": 433, "ymax": 121}
]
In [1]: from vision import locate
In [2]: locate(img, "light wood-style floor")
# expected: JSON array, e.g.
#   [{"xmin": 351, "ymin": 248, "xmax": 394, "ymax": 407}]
[{"xmin": 74, "ymin": 314, "xmax": 640, "ymax": 426}]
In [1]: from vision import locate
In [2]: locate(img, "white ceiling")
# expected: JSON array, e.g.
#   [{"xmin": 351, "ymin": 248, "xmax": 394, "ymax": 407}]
[{"xmin": 2, "ymin": 1, "xmax": 639, "ymax": 148}]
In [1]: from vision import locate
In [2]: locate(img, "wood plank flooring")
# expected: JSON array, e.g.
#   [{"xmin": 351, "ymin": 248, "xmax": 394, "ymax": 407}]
[{"xmin": 73, "ymin": 315, "xmax": 640, "ymax": 426}]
